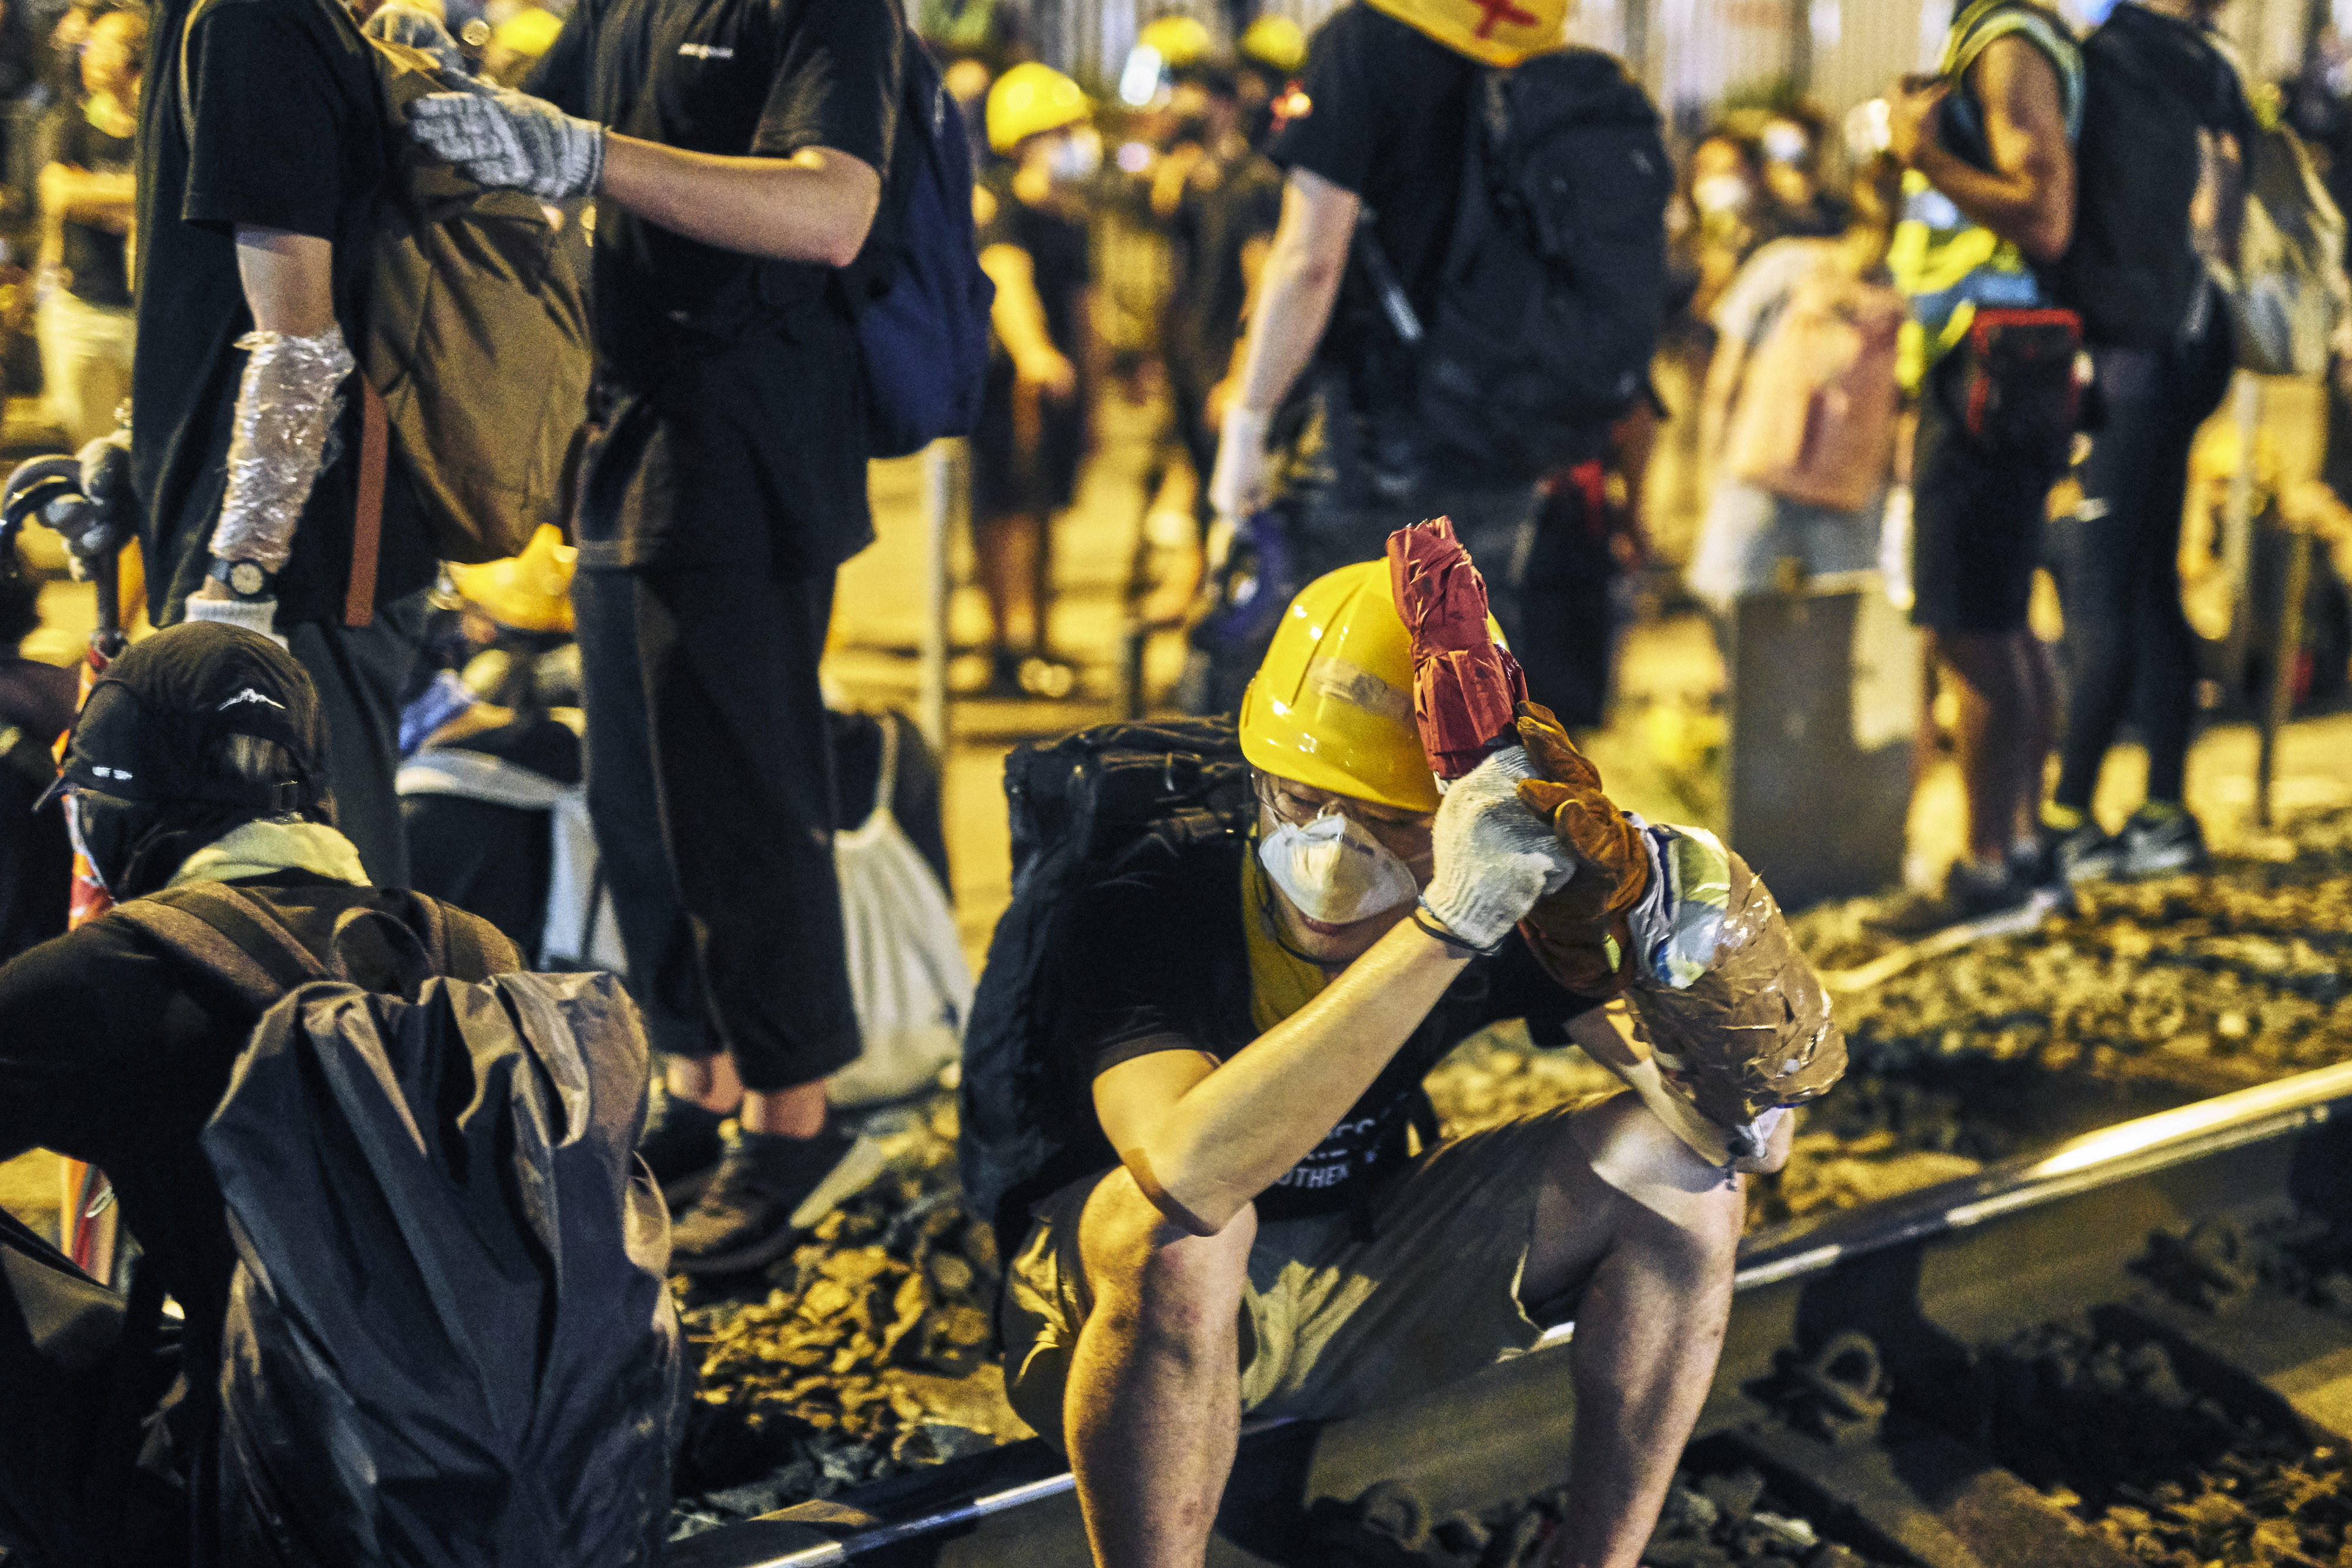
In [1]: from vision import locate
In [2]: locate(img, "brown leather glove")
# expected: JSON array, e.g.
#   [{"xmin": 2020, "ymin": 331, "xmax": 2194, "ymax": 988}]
[{"xmin": 1513, "ymin": 701, "xmax": 1652, "ymax": 995}]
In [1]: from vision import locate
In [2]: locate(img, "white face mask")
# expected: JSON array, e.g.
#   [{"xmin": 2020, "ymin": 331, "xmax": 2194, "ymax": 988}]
[
  {"xmin": 1257, "ymin": 811, "xmax": 1420, "ymax": 927},
  {"xmin": 1692, "ymin": 173, "xmax": 1750, "ymax": 216},
  {"xmin": 1048, "ymin": 126, "xmax": 1102, "ymax": 183}
]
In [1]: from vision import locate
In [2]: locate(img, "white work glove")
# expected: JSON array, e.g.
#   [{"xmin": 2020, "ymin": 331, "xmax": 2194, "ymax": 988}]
[
  {"xmin": 1877, "ymin": 484, "xmax": 1914, "ymax": 613},
  {"xmin": 1206, "ymin": 405, "xmax": 1272, "ymax": 521},
  {"xmin": 183, "ymin": 593, "xmax": 290, "ymax": 651},
  {"xmin": 1419, "ymin": 746, "xmax": 1576, "ymax": 953},
  {"xmin": 407, "ymin": 80, "xmax": 604, "ymax": 201}
]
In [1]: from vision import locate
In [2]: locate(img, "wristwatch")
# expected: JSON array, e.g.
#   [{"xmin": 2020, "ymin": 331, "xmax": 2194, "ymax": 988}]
[{"xmin": 208, "ymin": 556, "xmax": 276, "ymax": 602}]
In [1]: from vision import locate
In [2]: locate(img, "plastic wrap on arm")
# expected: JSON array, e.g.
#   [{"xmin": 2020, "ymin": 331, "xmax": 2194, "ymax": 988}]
[
  {"xmin": 1385, "ymin": 516, "xmax": 1528, "ymax": 781},
  {"xmin": 1626, "ymin": 848, "xmax": 1846, "ymax": 1134},
  {"xmin": 209, "ymin": 326, "xmax": 357, "ymax": 574}
]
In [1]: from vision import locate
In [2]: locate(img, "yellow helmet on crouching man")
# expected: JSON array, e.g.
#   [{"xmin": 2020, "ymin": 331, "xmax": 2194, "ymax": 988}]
[{"xmin": 1237, "ymin": 559, "xmax": 1451, "ymax": 814}]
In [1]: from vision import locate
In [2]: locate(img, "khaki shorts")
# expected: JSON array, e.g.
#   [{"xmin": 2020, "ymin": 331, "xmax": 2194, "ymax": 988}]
[{"xmin": 998, "ymin": 1105, "xmax": 1582, "ymax": 1447}]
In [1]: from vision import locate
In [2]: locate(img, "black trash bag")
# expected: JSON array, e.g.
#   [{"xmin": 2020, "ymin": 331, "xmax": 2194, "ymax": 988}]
[{"xmin": 199, "ymin": 966, "xmax": 687, "ymax": 1567}]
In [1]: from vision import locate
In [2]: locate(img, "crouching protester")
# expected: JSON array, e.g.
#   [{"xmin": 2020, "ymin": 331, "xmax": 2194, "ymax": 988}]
[
  {"xmin": 968, "ymin": 562, "xmax": 1845, "ymax": 1568},
  {"xmin": 0, "ymin": 622, "xmax": 683, "ymax": 1567}
]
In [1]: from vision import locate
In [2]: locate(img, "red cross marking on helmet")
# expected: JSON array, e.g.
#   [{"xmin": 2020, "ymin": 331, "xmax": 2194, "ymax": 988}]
[{"xmin": 1471, "ymin": 0, "xmax": 1539, "ymax": 36}]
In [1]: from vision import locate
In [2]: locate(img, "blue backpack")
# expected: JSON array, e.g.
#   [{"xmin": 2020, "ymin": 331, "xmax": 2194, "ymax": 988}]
[{"xmin": 851, "ymin": 39, "xmax": 995, "ymax": 459}]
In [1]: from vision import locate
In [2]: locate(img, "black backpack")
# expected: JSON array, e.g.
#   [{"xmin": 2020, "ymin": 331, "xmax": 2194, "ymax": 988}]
[
  {"xmin": 112, "ymin": 882, "xmax": 688, "ymax": 1568},
  {"xmin": 1367, "ymin": 48, "xmax": 1671, "ymax": 484},
  {"xmin": 2047, "ymin": 2, "xmax": 2252, "ymax": 350},
  {"xmin": 958, "ymin": 718, "xmax": 1251, "ymax": 1258},
  {"xmin": 846, "ymin": 36, "xmax": 995, "ymax": 459}
]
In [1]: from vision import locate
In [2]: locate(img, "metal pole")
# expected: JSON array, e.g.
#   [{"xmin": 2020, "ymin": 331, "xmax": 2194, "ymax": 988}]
[
  {"xmin": 2256, "ymin": 528, "xmax": 2312, "ymax": 829},
  {"xmin": 918, "ymin": 442, "xmax": 954, "ymax": 757},
  {"xmin": 2221, "ymin": 375, "xmax": 2262, "ymax": 703}
]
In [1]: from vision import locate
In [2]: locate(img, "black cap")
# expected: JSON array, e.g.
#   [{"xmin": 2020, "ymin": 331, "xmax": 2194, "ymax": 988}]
[{"xmin": 38, "ymin": 622, "xmax": 326, "ymax": 813}]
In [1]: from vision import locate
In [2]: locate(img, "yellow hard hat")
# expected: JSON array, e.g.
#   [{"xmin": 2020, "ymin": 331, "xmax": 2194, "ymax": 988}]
[
  {"xmin": 1238, "ymin": 14, "xmax": 1306, "ymax": 73},
  {"xmin": 1137, "ymin": 14, "xmax": 1212, "ymax": 66},
  {"xmin": 446, "ymin": 524, "xmax": 577, "ymax": 634},
  {"xmin": 1238, "ymin": 560, "xmax": 1441, "ymax": 814},
  {"xmin": 987, "ymin": 61, "xmax": 1090, "ymax": 153}
]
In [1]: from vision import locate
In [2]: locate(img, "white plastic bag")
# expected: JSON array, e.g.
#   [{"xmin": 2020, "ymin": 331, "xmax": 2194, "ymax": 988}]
[{"xmin": 827, "ymin": 715, "xmax": 973, "ymax": 1106}]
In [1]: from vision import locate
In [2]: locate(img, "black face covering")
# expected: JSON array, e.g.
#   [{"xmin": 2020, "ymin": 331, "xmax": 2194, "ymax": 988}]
[{"xmin": 67, "ymin": 787, "xmax": 266, "ymax": 901}]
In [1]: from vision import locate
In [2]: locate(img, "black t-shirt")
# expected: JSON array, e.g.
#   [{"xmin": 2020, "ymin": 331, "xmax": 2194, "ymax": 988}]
[
  {"xmin": 527, "ymin": 0, "xmax": 902, "ymax": 569},
  {"xmin": 0, "ymin": 875, "xmax": 507, "ymax": 1439},
  {"xmin": 131, "ymin": 0, "xmax": 437, "ymax": 629},
  {"xmin": 1046, "ymin": 832, "xmax": 1601, "ymax": 1226},
  {"xmin": 1267, "ymin": 4, "xmax": 1478, "ymax": 406},
  {"xmin": 48, "ymin": 106, "xmax": 135, "ymax": 308},
  {"xmin": 1165, "ymin": 148, "xmax": 1283, "ymax": 395},
  {"xmin": 975, "ymin": 163, "xmax": 1090, "ymax": 359}
]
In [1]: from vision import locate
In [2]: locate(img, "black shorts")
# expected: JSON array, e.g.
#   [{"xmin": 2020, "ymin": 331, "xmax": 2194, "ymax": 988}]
[
  {"xmin": 972, "ymin": 355, "xmax": 1087, "ymax": 517},
  {"xmin": 1909, "ymin": 352, "xmax": 2059, "ymax": 634}
]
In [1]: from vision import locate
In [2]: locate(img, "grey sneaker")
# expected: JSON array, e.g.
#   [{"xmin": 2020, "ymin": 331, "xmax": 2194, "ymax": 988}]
[
  {"xmin": 2050, "ymin": 822, "xmax": 2123, "ymax": 885},
  {"xmin": 667, "ymin": 1124, "xmax": 891, "ymax": 1276},
  {"xmin": 2119, "ymin": 807, "xmax": 2207, "ymax": 878}
]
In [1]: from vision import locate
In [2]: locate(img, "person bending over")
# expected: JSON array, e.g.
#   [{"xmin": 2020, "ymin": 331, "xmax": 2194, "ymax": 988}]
[
  {"xmin": 0, "ymin": 622, "xmax": 519, "ymax": 1562},
  {"xmin": 989, "ymin": 561, "xmax": 1844, "ymax": 1568}
]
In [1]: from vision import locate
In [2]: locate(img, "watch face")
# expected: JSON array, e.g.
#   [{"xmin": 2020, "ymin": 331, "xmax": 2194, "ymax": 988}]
[{"xmin": 229, "ymin": 561, "xmax": 266, "ymax": 596}]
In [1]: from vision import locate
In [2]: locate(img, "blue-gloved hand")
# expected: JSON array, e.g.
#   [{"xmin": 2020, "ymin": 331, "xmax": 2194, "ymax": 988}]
[{"xmin": 407, "ymin": 80, "xmax": 603, "ymax": 200}]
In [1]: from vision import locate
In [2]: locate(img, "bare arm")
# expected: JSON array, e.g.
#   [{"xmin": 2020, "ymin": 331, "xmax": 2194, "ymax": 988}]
[
  {"xmin": 598, "ymin": 139, "xmax": 881, "ymax": 268},
  {"xmin": 980, "ymin": 242, "xmax": 1076, "ymax": 396},
  {"xmin": 235, "ymin": 226, "xmax": 336, "ymax": 334},
  {"xmin": 38, "ymin": 162, "xmax": 137, "ymax": 232},
  {"xmin": 1093, "ymin": 920, "xmax": 1472, "ymax": 1235},
  {"xmin": 1888, "ymin": 35, "xmax": 2074, "ymax": 263},
  {"xmin": 1228, "ymin": 167, "xmax": 1357, "ymax": 416}
]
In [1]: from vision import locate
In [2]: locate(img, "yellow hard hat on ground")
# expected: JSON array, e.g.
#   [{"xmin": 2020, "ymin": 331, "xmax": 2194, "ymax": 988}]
[
  {"xmin": 1238, "ymin": 560, "xmax": 1441, "ymax": 814},
  {"xmin": 987, "ymin": 61, "xmax": 1090, "ymax": 153},
  {"xmin": 1238, "ymin": 14, "xmax": 1306, "ymax": 73},
  {"xmin": 446, "ymin": 523, "xmax": 577, "ymax": 634}
]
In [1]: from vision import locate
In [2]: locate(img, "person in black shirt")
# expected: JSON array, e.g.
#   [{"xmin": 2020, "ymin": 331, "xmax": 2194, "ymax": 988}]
[
  {"xmin": 409, "ymin": 0, "xmax": 906, "ymax": 1268},
  {"xmin": 34, "ymin": 1, "xmax": 141, "ymax": 448},
  {"xmin": 132, "ymin": 0, "xmax": 445, "ymax": 887},
  {"xmin": 971, "ymin": 61, "xmax": 1095, "ymax": 697},
  {"xmin": 0, "ymin": 623, "xmax": 519, "ymax": 1564},
  {"xmin": 1195, "ymin": 0, "xmax": 1589, "ymax": 713},
  {"xmin": 997, "ymin": 560, "xmax": 1776, "ymax": 1568},
  {"xmin": 1162, "ymin": 61, "xmax": 1281, "ymax": 545}
]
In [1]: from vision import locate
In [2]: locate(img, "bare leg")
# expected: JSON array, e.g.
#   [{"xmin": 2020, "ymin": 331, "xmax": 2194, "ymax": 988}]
[
  {"xmin": 974, "ymin": 509, "xmax": 1046, "ymax": 656},
  {"xmin": 666, "ymin": 1052, "xmax": 827, "ymax": 1136},
  {"xmin": 1929, "ymin": 628, "xmax": 2036, "ymax": 867},
  {"xmin": 1065, "ymin": 1171, "xmax": 1257, "ymax": 1568},
  {"xmin": 1525, "ymin": 1118, "xmax": 1745, "ymax": 1568}
]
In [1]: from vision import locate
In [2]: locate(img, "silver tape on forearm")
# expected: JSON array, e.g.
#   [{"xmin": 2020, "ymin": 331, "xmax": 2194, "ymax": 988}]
[{"xmin": 210, "ymin": 326, "xmax": 357, "ymax": 573}]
